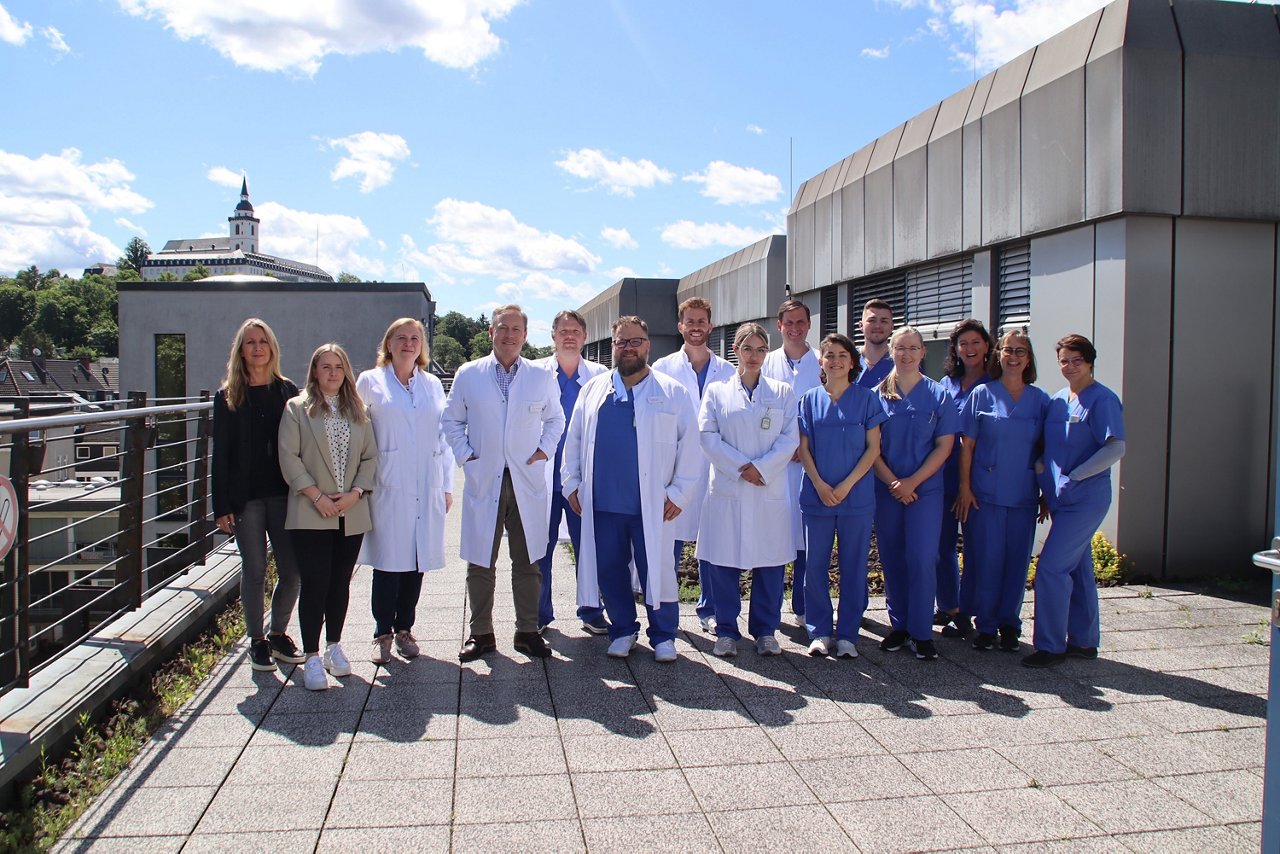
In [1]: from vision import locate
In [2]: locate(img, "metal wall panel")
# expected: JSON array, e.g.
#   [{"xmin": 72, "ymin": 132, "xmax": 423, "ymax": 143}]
[
  {"xmin": 814, "ymin": 193, "xmax": 833, "ymax": 289},
  {"xmin": 894, "ymin": 104, "xmax": 938, "ymax": 267},
  {"xmin": 675, "ymin": 235, "xmax": 787, "ymax": 326},
  {"xmin": 982, "ymin": 51, "xmax": 1034, "ymax": 244},
  {"xmin": 1027, "ymin": 226, "xmax": 1095, "ymax": 386},
  {"xmin": 865, "ymin": 124, "xmax": 905, "ymax": 273},
  {"xmin": 794, "ymin": 205, "xmax": 816, "ymax": 293},
  {"xmin": 928, "ymin": 83, "xmax": 974, "ymax": 258},
  {"xmin": 963, "ymin": 74, "xmax": 995, "ymax": 250},
  {"xmin": 840, "ymin": 182, "xmax": 865, "ymax": 282}
]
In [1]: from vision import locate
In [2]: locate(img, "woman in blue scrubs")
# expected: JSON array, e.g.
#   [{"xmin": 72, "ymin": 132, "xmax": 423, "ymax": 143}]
[
  {"xmin": 954, "ymin": 329, "xmax": 1049, "ymax": 652},
  {"xmin": 1023, "ymin": 334, "xmax": 1125, "ymax": 668},
  {"xmin": 935, "ymin": 319, "xmax": 992, "ymax": 639},
  {"xmin": 873, "ymin": 326, "xmax": 960, "ymax": 661},
  {"xmin": 797, "ymin": 333, "xmax": 886, "ymax": 657}
]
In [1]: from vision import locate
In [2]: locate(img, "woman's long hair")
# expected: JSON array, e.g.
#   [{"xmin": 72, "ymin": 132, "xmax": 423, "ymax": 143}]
[
  {"xmin": 302, "ymin": 343, "xmax": 368, "ymax": 423},
  {"xmin": 943, "ymin": 318, "xmax": 992, "ymax": 379},
  {"xmin": 990, "ymin": 328, "xmax": 1038, "ymax": 384},
  {"xmin": 220, "ymin": 318, "xmax": 285, "ymax": 411},
  {"xmin": 877, "ymin": 326, "xmax": 925, "ymax": 402}
]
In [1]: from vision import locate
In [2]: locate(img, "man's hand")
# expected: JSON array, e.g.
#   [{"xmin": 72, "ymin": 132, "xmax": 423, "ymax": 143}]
[
  {"xmin": 216, "ymin": 513, "xmax": 235, "ymax": 534},
  {"xmin": 527, "ymin": 448, "xmax": 549, "ymax": 464},
  {"xmin": 568, "ymin": 490, "xmax": 582, "ymax": 515},
  {"xmin": 444, "ymin": 492, "xmax": 453, "ymax": 513},
  {"xmin": 738, "ymin": 462, "xmax": 764, "ymax": 486},
  {"xmin": 663, "ymin": 498, "xmax": 683, "ymax": 521}
]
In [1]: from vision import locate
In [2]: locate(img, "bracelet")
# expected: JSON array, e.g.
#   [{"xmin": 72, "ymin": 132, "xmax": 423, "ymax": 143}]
[{"xmin": 312, "ymin": 494, "xmax": 323, "ymax": 504}]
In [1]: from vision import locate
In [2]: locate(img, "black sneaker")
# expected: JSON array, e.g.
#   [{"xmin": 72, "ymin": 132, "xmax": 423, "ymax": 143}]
[
  {"xmin": 998, "ymin": 626, "xmax": 1020, "ymax": 651},
  {"xmin": 913, "ymin": 639, "xmax": 939, "ymax": 660},
  {"xmin": 269, "ymin": 633, "xmax": 306, "ymax": 664},
  {"xmin": 1065, "ymin": 645, "xmax": 1098, "ymax": 660},
  {"xmin": 941, "ymin": 614, "xmax": 973, "ymax": 639},
  {"xmin": 1021, "ymin": 650, "xmax": 1067, "ymax": 668},
  {"xmin": 249, "ymin": 638, "xmax": 275, "ymax": 671},
  {"xmin": 880, "ymin": 630, "xmax": 910, "ymax": 652},
  {"xmin": 932, "ymin": 610, "xmax": 952, "ymax": 627},
  {"xmin": 972, "ymin": 632, "xmax": 996, "ymax": 651}
]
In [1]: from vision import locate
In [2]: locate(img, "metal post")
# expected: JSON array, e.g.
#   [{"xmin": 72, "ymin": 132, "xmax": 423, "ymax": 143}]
[
  {"xmin": 4, "ymin": 399, "xmax": 31, "ymax": 689},
  {"xmin": 191, "ymin": 390, "xmax": 211, "ymax": 566},
  {"xmin": 117, "ymin": 392, "xmax": 148, "ymax": 611}
]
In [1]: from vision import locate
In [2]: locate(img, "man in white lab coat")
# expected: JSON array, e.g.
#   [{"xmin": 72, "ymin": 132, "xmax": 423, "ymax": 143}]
[
  {"xmin": 530, "ymin": 309, "xmax": 609, "ymax": 635},
  {"xmin": 442, "ymin": 305, "xmax": 565, "ymax": 662},
  {"xmin": 760, "ymin": 298, "xmax": 822, "ymax": 618},
  {"xmin": 651, "ymin": 296, "xmax": 737, "ymax": 633},
  {"xmin": 562, "ymin": 316, "xmax": 700, "ymax": 662}
]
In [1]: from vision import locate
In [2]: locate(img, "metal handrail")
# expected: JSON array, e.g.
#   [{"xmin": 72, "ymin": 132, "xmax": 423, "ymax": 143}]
[
  {"xmin": 1254, "ymin": 538, "xmax": 1280, "ymax": 574},
  {"xmin": 0, "ymin": 400, "xmax": 212, "ymax": 435}
]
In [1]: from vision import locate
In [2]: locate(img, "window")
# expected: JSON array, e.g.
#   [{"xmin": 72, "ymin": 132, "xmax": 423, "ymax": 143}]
[
  {"xmin": 721, "ymin": 323, "xmax": 741, "ymax": 365},
  {"xmin": 75, "ymin": 446, "xmax": 92, "ymax": 461},
  {"xmin": 708, "ymin": 327, "xmax": 725, "ymax": 359},
  {"xmin": 820, "ymin": 286, "xmax": 839, "ymax": 337},
  {"xmin": 154, "ymin": 334, "xmax": 188, "ymax": 521},
  {"xmin": 997, "ymin": 240, "xmax": 1031, "ymax": 332},
  {"xmin": 906, "ymin": 256, "xmax": 973, "ymax": 330}
]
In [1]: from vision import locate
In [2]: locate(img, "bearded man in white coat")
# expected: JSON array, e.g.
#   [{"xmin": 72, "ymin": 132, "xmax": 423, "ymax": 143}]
[
  {"xmin": 650, "ymin": 296, "xmax": 736, "ymax": 634},
  {"xmin": 442, "ymin": 304, "xmax": 565, "ymax": 662},
  {"xmin": 562, "ymin": 316, "xmax": 700, "ymax": 663}
]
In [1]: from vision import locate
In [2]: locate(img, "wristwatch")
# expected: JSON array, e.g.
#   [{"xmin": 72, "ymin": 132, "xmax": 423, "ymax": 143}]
[{"xmin": 353, "ymin": 487, "xmax": 365, "ymax": 500}]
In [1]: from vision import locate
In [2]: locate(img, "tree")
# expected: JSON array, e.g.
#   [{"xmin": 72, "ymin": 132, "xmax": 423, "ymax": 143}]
[
  {"xmin": 337, "ymin": 271, "xmax": 361, "ymax": 283},
  {"xmin": 34, "ymin": 289, "xmax": 92, "ymax": 349},
  {"xmin": 15, "ymin": 326, "xmax": 54, "ymax": 358},
  {"xmin": 88, "ymin": 319, "xmax": 119, "ymax": 356},
  {"xmin": 182, "ymin": 263, "xmax": 211, "ymax": 281},
  {"xmin": 437, "ymin": 311, "xmax": 484, "ymax": 347},
  {"xmin": 468, "ymin": 331, "xmax": 492, "ymax": 359},
  {"xmin": 0, "ymin": 285, "xmax": 35, "ymax": 342},
  {"xmin": 431, "ymin": 333, "xmax": 466, "ymax": 372},
  {"xmin": 157, "ymin": 272, "xmax": 178, "ymax": 282},
  {"xmin": 117, "ymin": 237, "xmax": 151, "ymax": 275},
  {"xmin": 522, "ymin": 343, "xmax": 553, "ymax": 360}
]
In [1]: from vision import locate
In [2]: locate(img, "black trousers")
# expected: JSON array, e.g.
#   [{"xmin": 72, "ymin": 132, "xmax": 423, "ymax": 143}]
[
  {"xmin": 371, "ymin": 569, "xmax": 425, "ymax": 637},
  {"xmin": 292, "ymin": 520, "xmax": 364, "ymax": 654}
]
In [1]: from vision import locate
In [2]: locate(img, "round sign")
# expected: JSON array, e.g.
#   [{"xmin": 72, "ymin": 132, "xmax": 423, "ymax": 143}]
[{"xmin": 0, "ymin": 476, "xmax": 18, "ymax": 562}]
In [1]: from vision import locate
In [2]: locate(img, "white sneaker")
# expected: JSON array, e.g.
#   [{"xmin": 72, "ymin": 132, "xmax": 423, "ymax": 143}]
[
  {"xmin": 835, "ymin": 639, "xmax": 859, "ymax": 659},
  {"xmin": 303, "ymin": 656, "xmax": 328, "ymax": 691},
  {"xmin": 712, "ymin": 637, "xmax": 738, "ymax": 657},
  {"xmin": 756, "ymin": 635, "xmax": 782, "ymax": 656},
  {"xmin": 807, "ymin": 637, "xmax": 832, "ymax": 657},
  {"xmin": 607, "ymin": 634, "xmax": 637, "ymax": 658},
  {"xmin": 699, "ymin": 615, "xmax": 716, "ymax": 634},
  {"xmin": 654, "ymin": 639, "xmax": 678, "ymax": 663},
  {"xmin": 323, "ymin": 642, "xmax": 351, "ymax": 677}
]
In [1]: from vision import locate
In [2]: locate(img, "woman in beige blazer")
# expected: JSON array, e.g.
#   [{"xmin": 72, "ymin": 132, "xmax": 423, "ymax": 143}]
[{"xmin": 278, "ymin": 343, "xmax": 378, "ymax": 691}]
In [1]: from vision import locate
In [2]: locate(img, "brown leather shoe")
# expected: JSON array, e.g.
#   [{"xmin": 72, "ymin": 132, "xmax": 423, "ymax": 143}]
[
  {"xmin": 513, "ymin": 631, "xmax": 552, "ymax": 658},
  {"xmin": 458, "ymin": 634, "xmax": 497, "ymax": 662}
]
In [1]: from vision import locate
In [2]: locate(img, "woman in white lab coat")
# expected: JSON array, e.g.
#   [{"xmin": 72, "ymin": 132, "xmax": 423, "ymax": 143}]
[
  {"xmin": 356, "ymin": 318, "xmax": 455, "ymax": 666},
  {"xmin": 696, "ymin": 323, "xmax": 799, "ymax": 657}
]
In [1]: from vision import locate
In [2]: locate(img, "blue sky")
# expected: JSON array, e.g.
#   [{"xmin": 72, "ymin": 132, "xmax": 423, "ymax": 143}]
[{"xmin": 2, "ymin": 0, "xmax": 1137, "ymax": 343}]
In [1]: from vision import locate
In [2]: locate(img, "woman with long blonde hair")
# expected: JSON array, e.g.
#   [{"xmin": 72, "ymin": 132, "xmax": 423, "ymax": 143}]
[{"xmin": 211, "ymin": 318, "xmax": 305, "ymax": 672}]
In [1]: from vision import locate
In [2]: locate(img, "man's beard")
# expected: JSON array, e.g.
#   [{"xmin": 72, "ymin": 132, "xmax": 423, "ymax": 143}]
[{"xmin": 618, "ymin": 354, "xmax": 647, "ymax": 377}]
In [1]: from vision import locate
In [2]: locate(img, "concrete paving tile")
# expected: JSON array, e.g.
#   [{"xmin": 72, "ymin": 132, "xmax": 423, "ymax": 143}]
[
  {"xmin": 1050, "ymin": 778, "xmax": 1215, "ymax": 834},
  {"xmin": 996, "ymin": 838, "xmax": 1129, "ymax": 853},
  {"xmin": 649, "ymin": 697, "xmax": 756, "ymax": 732},
  {"xmin": 764, "ymin": 720, "xmax": 885, "ymax": 761},
  {"xmin": 685, "ymin": 761, "xmax": 817, "ymax": 812},
  {"xmin": 899, "ymin": 747, "xmax": 1033, "ymax": 794},
  {"xmin": 556, "ymin": 709, "xmax": 659, "ymax": 738},
  {"xmin": 453, "ymin": 773, "xmax": 576, "ymax": 824},
  {"xmin": 182, "ymin": 830, "xmax": 319, "ymax": 853},
  {"xmin": 367, "ymin": 655, "xmax": 463, "ymax": 686},
  {"xmin": 804, "ymin": 753, "xmax": 931, "ymax": 803},
  {"xmin": 860, "ymin": 713, "xmax": 994, "ymax": 754},
  {"xmin": 581, "ymin": 813, "xmax": 718, "ymax": 853},
  {"xmin": 829, "ymin": 793, "xmax": 984, "ymax": 853},
  {"xmin": 456, "ymin": 703, "xmax": 560, "ymax": 740},
  {"xmin": 1150, "ymin": 769, "xmax": 1263, "ymax": 823},
  {"xmin": 451, "ymin": 818, "xmax": 585, "ymax": 853},
  {"xmin": 663, "ymin": 725, "xmax": 785, "ymax": 767},
  {"xmin": 265, "ymin": 677, "xmax": 372, "ymax": 714},
  {"xmin": 125, "ymin": 745, "xmax": 238, "ymax": 788},
  {"xmin": 560, "ymin": 732, "xmax": 678, "ymax": 772},
  {"xmin": 456, "ymin": 734, "xmax": 567, "ymax": 777},
  {"xmin": 342, "ymin": 739, "xmax": 456, "ymax": 780},
  {"xmin": 458, "ymin": 655, "xmax": 550, "ymax": 683},
  {"xmin": 1169, "ymin": 664, "xmax": 1268, "ymax": 698},
  {"xmin": 195, "ymin": 781, "xmax": 335, "ymax": 833},
  {"xmin": 180, "ymin": 680, "xmax": 281, "ymax": 718},
  {"xmin": 944, "ymin": 788, "xmax": 1103, "ymax": 846},
  {"xmin": 1116, "ymin": 823, "xmax": 1257, "ymax": 853},
  {"xmin": 159, "ymin": 712, "xmax": 259, "ymax": 748},
  {"xmin": 1227, "ymin": 820, "xmax": 1261, "ymax": 849},
  {"xmin": 1109, "ymin": 644, "xmax": 1270, "ymax": 672},
  {"xmin": 223, "ymin": 743, "xmax": 349, "ymax": 786},
  {"xmin": 1095, "ymin": 731, "xmax": 1259, "ymax": 778},
  {"xmin": 318, "ymin": 825, "xmax": 450, "ymax": 852},
  {"xmin": 996, "ymin": 743, "xmax": 1138, "ymax": 786},
  {"xmin": 1131, "ymin": 696, "xmax": 1266, "ymax": 735},
  {"xmin": 67, "ymin": 786, "xmax": 216, "ymax": 839},
  {"xmin": 570, "ymin": 768, "xmax": 699, "ymax": 818},
  {"xmin": 324, "ymin": 777, "xmax": 453, "ymax": 827},
  {"xmin": 708, "ymin": 803, "xmax": 856, "ymax": 853},
  {"xmin": 250, "ymin": 710, "xmax": 357, "ymax": 747},
  {"xmin": 735, "ymin": 692, "xmax": 851, "ymax": 728},
  {"xmin": 52, "ymin": 836, "xmax": 184, "ymax": 853},
  {"xmin": 1001, "ymin": 704, "xmax": 1156, "ymax": 747},
  {"xmin": 363, "ymin": 680, "xmax": 459, "ymax": 711},
  {"xmin": 353, "ymin": 708, "xmax": 458, "ymax": 742}
]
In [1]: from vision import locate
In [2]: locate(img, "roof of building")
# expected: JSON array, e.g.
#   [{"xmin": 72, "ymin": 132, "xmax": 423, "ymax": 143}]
[
  {"xmin": 157, "ymin": 238, "xmax": 235, "ymax": 253},
  {"xmin": 0, "ymin": 357, "xmax": 114, "ymax": 397}
]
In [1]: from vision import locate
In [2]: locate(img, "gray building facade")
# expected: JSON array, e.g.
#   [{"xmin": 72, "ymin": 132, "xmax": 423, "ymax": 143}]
[
  {"xmin": 676, "ymin": 235, "xmax": 788, "ymax": 361},
  {"xmin": 578, "ymin": 278, "xmax": 682, "ymax": 365}
]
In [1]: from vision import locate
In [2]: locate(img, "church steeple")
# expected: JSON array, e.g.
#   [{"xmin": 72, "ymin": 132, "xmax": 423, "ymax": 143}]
[{"xmin": 228, "ymin": 176, "xmax": 260, "ymax": 254}]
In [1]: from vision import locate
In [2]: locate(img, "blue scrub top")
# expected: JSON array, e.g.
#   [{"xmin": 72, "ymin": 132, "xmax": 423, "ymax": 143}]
[
  {"xmin": 939, "ymin": 373, "xmax": 991, "ymax": 495},
  {"xmin": 552, "ymin": 364, "xmax": 582, "ymax": 490},
  {"xmin": 856, "ymin": 353, "xmax": 892, "ymax": 389},
  {"xmin": 876, "ymin": 376, "xmax": 960, "ymax": 496},
  {"xmin": 961, "ymin": 382, "xmax": 1049, "ymax": 508},
  {"xmin": 797, "ymin": 385, "xmax": 887, "ymax": 516},
  {"xmin": 1039, "ymin": 381, "xmax": 1124, "ymax": 509},
  {"xmin": 592, "ymin": 390, "xmax": 641, "ymax": 515}
]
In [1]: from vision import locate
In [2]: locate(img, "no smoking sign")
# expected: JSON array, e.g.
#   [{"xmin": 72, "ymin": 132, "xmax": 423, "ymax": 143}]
[{"xmin": 0, "ymin": 476, "xmax": 17, "ymax": 563}]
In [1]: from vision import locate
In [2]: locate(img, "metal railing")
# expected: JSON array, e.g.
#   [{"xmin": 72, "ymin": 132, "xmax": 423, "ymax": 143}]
[{"xmin": 0, "ymin": 393, "xmax": 216, "ymax": 698}]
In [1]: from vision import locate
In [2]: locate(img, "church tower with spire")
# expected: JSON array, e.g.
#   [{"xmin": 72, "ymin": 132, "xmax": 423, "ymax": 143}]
[{"xmin": 228, "ymin": 177, "xmax": 260, "ymax": 254}]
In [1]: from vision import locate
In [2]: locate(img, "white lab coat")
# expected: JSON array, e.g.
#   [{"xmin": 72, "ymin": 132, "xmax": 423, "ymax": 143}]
[
  {"xmin": 442, "ymin": 354, "xmax": 565, "ymax": 568},
  {"xmin": 561, "ymin": 370, "xmax": 701, "ymax": 609},
  {"xmin": 356, "ymin": 366, "xmax": 455, "ymax": 573},
  {"xmin": 650, "ymin": 348, "xmax": 736, "ymax": 541},
  {"xmin": 761, "ymin": 346, "xmax": 823, "ymax": 553},
  {"xmin": 530, "ymin": 354, "xmax": 608, "ymax": 533},
  {"xmin": 696, "ymin": 375, "xmax": 799, "ymax": 569}
]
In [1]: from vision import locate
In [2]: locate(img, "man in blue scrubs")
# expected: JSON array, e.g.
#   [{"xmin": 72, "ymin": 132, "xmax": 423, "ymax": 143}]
[{"xmin": 857, "ymin": 299, "xmax": 894, "ymax": 389}]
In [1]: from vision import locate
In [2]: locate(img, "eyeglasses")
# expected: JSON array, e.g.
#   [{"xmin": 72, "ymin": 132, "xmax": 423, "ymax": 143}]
[
  {"xmin": 736, "ymin": 345, "xmax": 769, "ymax": 357},
  {"xmin": 1058, "ymin": 356, "xmax": 1086, "ymax": 368},
  {"xmin": 1001, "ymin": 347, "xmax": 1029, "ymax": 357},
  {"xmin": 612, "ymin": 337, "xmax": 649, "ymax": 349},
  {"xmin": 893, "ymin": 345, "xmax": 923, "ymax": 354}
]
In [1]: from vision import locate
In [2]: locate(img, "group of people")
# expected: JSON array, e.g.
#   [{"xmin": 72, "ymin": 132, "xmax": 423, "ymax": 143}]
[{"xmin": 212, "ymin": 295, "xmax": 1125, "ymax": 690}]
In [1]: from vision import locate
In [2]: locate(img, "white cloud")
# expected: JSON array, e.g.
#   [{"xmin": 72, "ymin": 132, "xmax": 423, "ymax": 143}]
[
  {"xmin": 114, "ymin": 217, "xmax": 146, "ymax": 236},
  {"xmin": 495, "ymin": 272, "xmax": 597, "ymax": 304},
  {"xmin": 603, "ymin": 265, "xmax": 636, "ymax": 280},
  {"xmin": 555, "ymin": 148, "xmax": 673, "ymax": 197},
  {"xmin": 401, "ymin": 198, "xmax": 600, "ymax": 284},
  {"xmin": 42, "ymin": 25, "xmax": 68, "ymax": 54},
  {"xmin": 206, "ymin": 165, "xmax": 244, "ymax": 188},
  {"xmin": 683, "ymin": 161, "xmax": 782, "ymax": 206},
  {"xmin": 327, "ymin": 131, "xmax": 410, "ymax": 193},
  {"xmin": 861, "ymin": 44, "xmax": 890, "ymax": 59},
  {"xmin": 659, "ymin": 220, "xmax": 773, "ymax": 251},
  {"xmin": 600, "ymin": 226, "xmax": 637, "ymax": 250},
  {"xmin": 254, "ymin": 201, "xmax": 387, "ymax": 279},
  {"xmin": 746, "ymin": 124, "xmax": 765, "ymax": 136},
  {"xmin": 0, "ymin": 4, "xmax": 31, "ymax": 45},
  {"xmin": 0, "ymin": 148, "xmax": 152, "ymax": 214},
  {"xmin": 116, "ymin": 0, "xmax": 522, "ymax": 75}
]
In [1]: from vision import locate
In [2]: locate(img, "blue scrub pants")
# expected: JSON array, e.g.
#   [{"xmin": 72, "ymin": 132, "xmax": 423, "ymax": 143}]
[
  {"xmin": 935, "ymin": 493, "xmax": 971, "ymax": 614},
  {"xmin": 707, "ymin": 563, "xmax": 783, "ymax": 640},
  {"xmin": 596, "ymin": 511, "xmax": 678, "ymax": 644},
  {"xmin": 802, "ymin": 513, "xmax": 873, "ymax": 642},
  {"xmin": 791, "ymin": 549, "xmax": 807, "ymax": 615},
  {"xmin": 875, "ymin": 489, "xmax": 943, "ymax": 641},
  {"xmin": 1032, "ymin": 497, "xmax": 1108, "ymax": 654},
  {"xmin": 537, "ymin": 490, "xmax": 605, "ymax": 627},
  {"xmin": 967, "ymin": 503, "xmax": 1037, "ymax": 636},
  {"xmin": 676, "ymin": 540, "xmax": 716, "ymax": 620}
]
